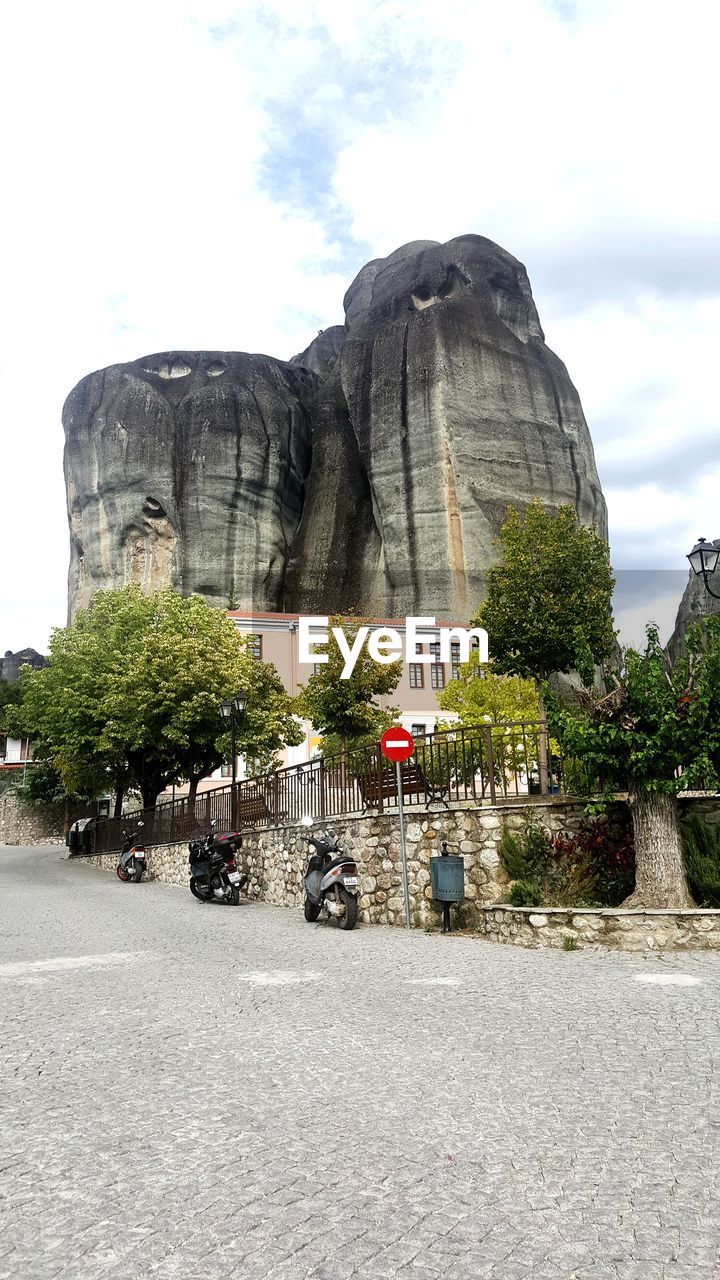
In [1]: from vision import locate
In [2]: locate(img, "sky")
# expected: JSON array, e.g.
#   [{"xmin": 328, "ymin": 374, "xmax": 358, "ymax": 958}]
[{"xmin": 1, "ymin": 0, "xmax": 718, "ymax": 654}]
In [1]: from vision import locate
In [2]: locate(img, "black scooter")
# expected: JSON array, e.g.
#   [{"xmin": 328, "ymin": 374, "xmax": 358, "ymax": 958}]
[
  {"xmin": 188, "ymin": 824, "xmax": 247, "ymax": 905},
  {"xmin": 116, "ymin": 823, "xmax": 146, "ymax": 882},
  {"xmin": 300, "ymin": 820, "xmax": 359, "ymax": 930}
]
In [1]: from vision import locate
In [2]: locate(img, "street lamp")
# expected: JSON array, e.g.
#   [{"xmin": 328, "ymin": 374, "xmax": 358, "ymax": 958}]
[
  {"xmin": 687, "ymin": 537, "xmax": 720, "ymax": 600},
  {"xmin": 220, "ymin": 690, "xmax": 247, "ymax": 828}
]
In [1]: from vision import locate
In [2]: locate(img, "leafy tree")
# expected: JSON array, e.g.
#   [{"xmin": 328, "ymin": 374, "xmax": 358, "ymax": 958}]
[
  {"xmin": 435, "ymin": 658, "xmax": 541, "ymax": 792},
  {"xmin": 476, "ymin": 501, "xmax": 616, "ymax": 686},
  {"xmin": 475, "ymin": 501, "xmax": 615, "ymax": 790},
  {"xmin": 546, "ymin": 618, "xmax": 720, "ymax": 908},
  {"xmin": 297, "ymin": 618, "xmax": 401, "ymax": 757},
  {"xmin": 14, "ymin": 586, "xmax": 301, "ymax": 810},
  {"xmin": 0, "ymin": 680, "xmax": 21, "ymax": 719}
]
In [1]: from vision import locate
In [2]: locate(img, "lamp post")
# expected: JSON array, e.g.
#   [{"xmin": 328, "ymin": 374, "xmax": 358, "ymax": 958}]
[
  {"xmin": 687, "ymin": 537, "xmax": 720, "ymax": 600},
  {"xmin": 220, "ymin": 690, "xmax": 247, "ymax": 829}
]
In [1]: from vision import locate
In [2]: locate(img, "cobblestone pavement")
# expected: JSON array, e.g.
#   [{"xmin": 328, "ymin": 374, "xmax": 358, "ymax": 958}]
[{"xmin": 2, "ymin": 847, "xmax": 720, "ymax": 1280}]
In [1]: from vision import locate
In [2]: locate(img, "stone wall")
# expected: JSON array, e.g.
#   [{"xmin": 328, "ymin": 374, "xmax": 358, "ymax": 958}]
[
  {"xmin": 0, "ymin": 788, "xmax": 66, "ymax": 846},
  {"xmin": 79, "ymin": 795, "xmax": 720, "ymax": 950},
  {"xmin": 481, "ymin": 905, "xmax": 720, "ymax": 951},
  {"xmin": 0, "ymin": 785, "xmax": 99, "ymax": 847},
  {"xmin": 83, "ymin": 799, "xmax": 594, "ymax": 927}
]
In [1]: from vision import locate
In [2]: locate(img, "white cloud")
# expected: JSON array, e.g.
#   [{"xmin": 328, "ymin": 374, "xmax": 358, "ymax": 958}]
[{"xmin": 1, "ymin": 0, "xmax": 718, "ymax": 651}]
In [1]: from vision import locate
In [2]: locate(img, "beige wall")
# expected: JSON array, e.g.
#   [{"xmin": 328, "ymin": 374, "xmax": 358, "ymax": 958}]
[{"xmin": 227, "ymin": 611, "xmax": 458, "ymax": 768}]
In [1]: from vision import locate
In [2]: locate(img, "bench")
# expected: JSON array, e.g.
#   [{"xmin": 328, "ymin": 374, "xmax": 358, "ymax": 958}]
[
  {"xmin": 356, "ymin": 762, "xmax": 450, "ymax": 813},
  {"xmin": 235, "ymin": 792, "xmax": 272, "ymax": 825}
]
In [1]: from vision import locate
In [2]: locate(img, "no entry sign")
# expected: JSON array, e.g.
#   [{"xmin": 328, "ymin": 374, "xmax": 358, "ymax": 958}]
[{"xmin": 380, "ymin": 726, "xmax": 415, "ymax": 763}]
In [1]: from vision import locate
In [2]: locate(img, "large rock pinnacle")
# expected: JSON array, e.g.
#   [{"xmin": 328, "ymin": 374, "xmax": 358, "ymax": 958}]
[{"xmin": 63, "ymin": 235, "xmax": 607, "ymax": 621}]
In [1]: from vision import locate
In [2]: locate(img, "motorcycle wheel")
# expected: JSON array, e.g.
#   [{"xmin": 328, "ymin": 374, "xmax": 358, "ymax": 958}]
[
  {"xmin": 133, "ymin": 867, "xmax": 143, "ymax": 883},
  {"xmin": 189, "ymin": 877, "xmax": 206, "ymax": 902},
  {"xmin": 304, "ymin": 896, "xmax": 321, "ymax": 922},
  {"xmin": 338, "ymin": 888, "xmax": 358, "ymax": 931},
  {"xmin": 228, "ymin": 885, "xmax": 240, "ymax": 906},
  {"xmin": 116, "ymin": 864, "xmax": 129, "ymax": 882}
]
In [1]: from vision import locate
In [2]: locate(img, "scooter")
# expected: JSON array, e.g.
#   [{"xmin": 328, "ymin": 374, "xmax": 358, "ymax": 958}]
[
  {"xmin": 116, "ymin": 823, "xmax": 147, "ymax": 882},
  {"xmin": 300, "ymin": 819, "xmax": 359, "ymax": 930},
  {"xmin": 188, "ymin": 823, "xmax": 247, "ymax": 905}
]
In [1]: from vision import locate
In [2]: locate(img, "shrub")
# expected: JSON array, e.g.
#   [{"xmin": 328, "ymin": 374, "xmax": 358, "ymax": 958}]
[
  {"xmin": 549, "ymin": 816, "xmax": 634, "ymax": 907},
  {"xmin": 499, "ymin": 813, "xmax": 634, "ymax": 908},
  {"xmin": 507, "ymin": 879, "xmax": 542, "ymax": 907},
  {"xmin": 682, "ymin": 814, "xmax": 720, "ymax": 907},
  {"xmin": 563, "ymin": 935, "xmax": 579, "ymax": 951}
]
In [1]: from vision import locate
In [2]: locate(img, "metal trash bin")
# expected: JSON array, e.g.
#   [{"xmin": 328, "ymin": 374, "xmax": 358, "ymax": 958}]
[
  {"xmin": 66, "ymin": 817, "xmax": 95, "ymax": 855},
  {"xmin": 430, "ymin": 842, "xmax": 465, "ymax": 932}
]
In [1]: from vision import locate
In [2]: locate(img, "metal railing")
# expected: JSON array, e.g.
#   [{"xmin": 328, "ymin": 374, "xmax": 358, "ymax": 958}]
[{"xmin": 88, "ymin": 721, "xmax": 587, "ymax": 853}]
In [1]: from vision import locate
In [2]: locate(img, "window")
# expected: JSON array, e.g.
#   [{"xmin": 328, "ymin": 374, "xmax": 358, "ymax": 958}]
[
  {"xmin": 0, "ymin": 735, "xmax": 6, "ymax": 760},
  {"xmin": 246, "ymin": 634, "xmax": 262, "ymax": 660},
  {"xmin": 429, "ymin": 641, "xmax": 441, "ymax": 659},
  {"xmin": 431, "ymin": 663, "xmax": 446, "ymax": 690},
  {"xmin": 313, "ymin": 662, "xmax": 324, "ymax": 676},
  {"xmin": 408, "ymin": 663, "xmax": 424, "ymax": 688},
  {"xmin": 411, "ymin": 723, "xmax": 426, "ymax": 739},
  {"xmin": 451, "ymin": 641, "xmax": 461, "ymax": 680},
  {"xmin": 220, "ymin": 759, "xmax": 231, "ymax": 778}
]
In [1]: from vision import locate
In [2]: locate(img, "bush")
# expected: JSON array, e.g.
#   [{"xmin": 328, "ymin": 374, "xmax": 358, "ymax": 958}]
[
  {"xmin": 507, "ymin": 879, "xmax": 543, "ymax": 907},
  {"xmin": 682, "ymin": 814, "xmax": 720, "ymax": 907},
  {"xmin": 499, "ymin": 813, "xmax": 634, "ymax": 908},
  {"xmin": 549, "ymin": 816, "xmax": 634, "ymax": 907}
]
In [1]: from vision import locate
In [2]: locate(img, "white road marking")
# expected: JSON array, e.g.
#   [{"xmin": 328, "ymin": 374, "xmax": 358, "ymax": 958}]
[
  {"xmin": 403, "ymin": 977, "xmax": 461, "ymax": 987},
  {"xmin": 236, "ymin": 970, "xmax": 323, "ymax": 986},
  {"xmin": 0, "ymin": 951, "xmax": 149, "ymax": 977},
  {"xmin": 633, "ymin": 973, "xmax": 701, "ymax": 987}
]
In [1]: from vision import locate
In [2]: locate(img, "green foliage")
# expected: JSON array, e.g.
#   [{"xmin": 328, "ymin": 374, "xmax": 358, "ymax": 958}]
[
  {"xmin": 546, "ymin": 617, "xmax": 720, "ymax": 797},
  {"xmin": 14, "ymin": 757, "xmax": 93, "ymax": 807},
  {"xmin": 438, "ymin": 659, "xmax": 540, "ymax": 724},
  {"xmin": 507, "ymin": 880, "xmax": 542, "ymax": 907},
  {"xmin": 0, "ymin": 680, "xmax": 21, "ymax": 719},
  {"xmin": 562, "ymin": 935, "xmax": 579, "ymax": 951},
  {"xmin": 14, "ymin": 586, "xmax": 302, "ymax": 807},
  {"xmin": 298, "ymin": 617, "xmax": 401, "ymax": 754},
  {"xmin": 681, "ymin": 813, "xmax": 720, "ymax": 907},
  {"xmin": 499, "ymin": 813, "xmax": 631, "ymax": 907},
  {"xmin": 476, "ymin": 501, "xmax": 615, "ymax": 685}
]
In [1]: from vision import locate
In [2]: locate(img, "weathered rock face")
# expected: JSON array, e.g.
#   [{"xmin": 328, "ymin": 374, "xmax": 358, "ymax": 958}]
[
  {"xmin": 336, "ymin": 235, "xmax": 606, "ymax": 616},
  {"xmin": 64, "ymin": 235, "xmax": 607, "ymax": 620},
  {"xmin": 64, "ymin": 352, "xmax": 317, "ymax": 615},
  {"xmin": 667, "ymin": 539, "xmax": 720, "ymax": 661}
]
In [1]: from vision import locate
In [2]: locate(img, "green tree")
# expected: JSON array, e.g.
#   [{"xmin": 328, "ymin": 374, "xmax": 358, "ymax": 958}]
[
  {"xmin": 0, "ymin": 680, "xmax": 21, "ymax": 718},
  {"xmin": 14, "ymin": 586, "xmax": 301, "ymax": 810},
  {"xmin": 297, "ymin": 618, "xmax": 401, "ymax": 757},
  {"xmin": 476, "ymin": 501, "xmax": 615, "ymax": 789},
  {"xmin": 546, "ymin": 618, "xmax": 720, "ymax": 908},
  {"xmin": 436, "ymin": 659, "xmax": 542, "ymax": 792}
]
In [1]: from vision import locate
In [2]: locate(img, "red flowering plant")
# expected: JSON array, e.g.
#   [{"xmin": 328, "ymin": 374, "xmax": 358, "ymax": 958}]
[{"xmin": 549, "ymin": 815, "xmax": 634, "ymax": 907}]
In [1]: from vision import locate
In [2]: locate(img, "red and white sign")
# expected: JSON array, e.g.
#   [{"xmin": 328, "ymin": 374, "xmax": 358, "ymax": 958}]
[{"xmin": 380, "ymin": 726, "xmax": 415, "ymax": 763}]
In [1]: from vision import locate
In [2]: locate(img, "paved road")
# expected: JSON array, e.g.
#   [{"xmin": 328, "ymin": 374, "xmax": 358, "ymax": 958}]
[{"xmin": 2, "ymin": 848, "xmax": 719, "ymax": 1280}]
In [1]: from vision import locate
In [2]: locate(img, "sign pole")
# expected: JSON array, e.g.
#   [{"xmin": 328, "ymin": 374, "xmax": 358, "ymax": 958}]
[
  {"xmin": 396, "ymin": 759, "xmax": 411, "ymax": 931},
  {"xmin": 380, "ymin": 727, "xmax": 416, "ymax": 933}
]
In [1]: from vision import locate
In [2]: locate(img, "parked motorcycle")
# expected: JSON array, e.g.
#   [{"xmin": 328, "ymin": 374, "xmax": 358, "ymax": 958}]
[
  {"xmin": 300, "ymin": 820, "xmax": 359, "ymax": 930},
  {"xmin": 188, "ymin": 824, "xmax": 247, "ymax": 905},
  {"xmin": 116, "ymin": 823, "xmax": 147, "ymax": 883}
]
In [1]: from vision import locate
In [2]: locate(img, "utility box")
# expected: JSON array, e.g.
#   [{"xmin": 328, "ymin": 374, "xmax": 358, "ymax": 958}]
[
  {"xmin": 66, "ymin": 817, "xmax": 95, "ymax": 855},
  {"xmin": 430, "ymin": 851, "xmax": 465, "ymax": 902}
]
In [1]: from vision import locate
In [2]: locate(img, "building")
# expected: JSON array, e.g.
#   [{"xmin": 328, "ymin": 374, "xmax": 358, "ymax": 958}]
[
  {"xmin": 0, "ymin": 733, "xmax": 32, "ymax": 772},
  {"xmin": 219, "ymin": 611, "xmax": 467, "ymax": 776}
]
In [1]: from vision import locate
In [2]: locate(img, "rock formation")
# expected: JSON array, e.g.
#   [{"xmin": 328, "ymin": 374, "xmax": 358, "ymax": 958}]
[
  {"xmin": 64, "ymin": 235, "xmax": 607, "ymax": 621},
  {"xmin": 64, "ymin": 353, "xmax": 316, "ymax": 614},
  {"xmin": 667, "ymin": 539, "xmax": 720, "ymax": 661}
]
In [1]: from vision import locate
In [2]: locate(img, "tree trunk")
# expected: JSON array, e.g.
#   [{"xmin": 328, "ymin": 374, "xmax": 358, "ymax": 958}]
[
  {"xmin": 113, "ymin": 787, "xmax": 124, "ymax": 818},
  {"xmin": 188, "ymin": 774, "xmax": 200, "ymax": 817},
  {"xmin": 623, "ymin": 789, "xmax": 694, "ymax": 909}
]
